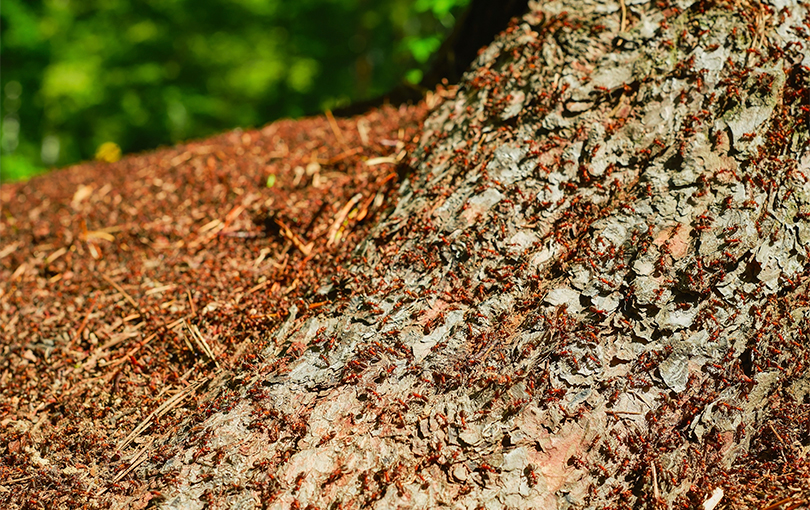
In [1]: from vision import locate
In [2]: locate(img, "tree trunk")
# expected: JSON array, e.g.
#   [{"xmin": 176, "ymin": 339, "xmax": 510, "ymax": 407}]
[{"xmin": 3, "ymin": 0, "xmax": 810, "ymax": 509}]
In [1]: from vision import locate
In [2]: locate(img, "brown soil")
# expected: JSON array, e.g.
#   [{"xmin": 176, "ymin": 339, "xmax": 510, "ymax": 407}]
[{"xmin": 0, "ymin": 101, "xmax": 429, "ymax": 508}]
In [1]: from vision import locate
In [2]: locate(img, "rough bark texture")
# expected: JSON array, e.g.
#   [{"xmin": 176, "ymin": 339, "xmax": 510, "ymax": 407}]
[{"xmin": 3, "ymin": 0, "xmax": 810, "ymax": 509}]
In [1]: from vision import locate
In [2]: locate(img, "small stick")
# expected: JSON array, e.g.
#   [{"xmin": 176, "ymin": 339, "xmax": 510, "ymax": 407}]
[
  {"xmin": 325, "ymin": 109, "xmax": 345, "ymax": 146},
  {"xmin": 186, "ymin": 289, "xmax": 196, "ymax": 316},
  {"xmin": 106, "ymin": 315, "xmax": 188, "ymax": 367},
  {"xmin": 308, "ymin": 301, "xmax": 329, "ymax": 310},
  {"xmin": 248, "ymin": 280, "xmax": 270, "ymax": 294},
  {"xmin": 355, "ymin": 194, "xmax": 376, "ymax": 222},
  {"xmin": 321, "ymin": 146, "xmax": 362, "ymax": 165},
  {"xmin": 181, "ymin": 330, "xmax": 196, "ymax": 355},
  {"xmin": 73, "ymin": 291, "xmax": 100, "ymax": 342},
  {"xmin": 356, "ymin": 119, "xmax": 369, "ymax": 145},
  {"xmin": 761, "ymin": 498, "xmax": 792, "ymax": 510},
  {"xmin": 100, "ymin": 273, "xmax": 139, "ymax": 311},
  {"xmin": 275, "ymin": 219, "xmax": 313, "ymax": 256},
  {"xmin": 327, "ymin": 193, "xmax": 364, "ymax": 246},
  {"xmin": 99, "ymin": 438, "xmax": 155, "ymax": 495},
  {"xmin": 116, "ymin": 380, "xmax": 204, "ymax": 451},
  {"xmin": 6, "ymin": 475, "xmax": 34, "ymax": 484},
  {"xmin": 619, "ymin": 0, "xmax": 627, "ymax": 33},
  {"xmin": 186, "ymin": 321, "xmax": 221, "ymax": 369},
  {"xmin": 768, "ymin": 424, "xmax": 789, "ymax": 463},
  {"xmin": 365, "ymin": 156, "xmax": 397, "ymax": 166},
  {"xmin": 107, "ymin": 332, "xmax": 158, "ymax": 367}
]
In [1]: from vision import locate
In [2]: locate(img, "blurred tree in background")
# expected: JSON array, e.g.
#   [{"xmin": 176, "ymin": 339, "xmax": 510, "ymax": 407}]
[{"xmin": 0, "ymin": 0, "xmax": 470, "ymax": 181}]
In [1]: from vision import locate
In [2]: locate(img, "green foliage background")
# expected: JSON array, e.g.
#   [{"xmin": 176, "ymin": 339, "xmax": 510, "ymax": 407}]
[{"xmin": 1, "ymin": 0, "xmax": 469, "ymax": 181}]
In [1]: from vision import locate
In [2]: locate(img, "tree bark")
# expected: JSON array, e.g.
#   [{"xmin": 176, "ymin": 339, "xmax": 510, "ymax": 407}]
[{"xmin": 3, "ymin": 0, "xmax": 810, "ymax": 509}]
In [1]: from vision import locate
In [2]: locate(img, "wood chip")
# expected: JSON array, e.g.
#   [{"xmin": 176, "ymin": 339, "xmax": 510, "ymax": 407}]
[{"xmin": 365, "ymin": 156, "xmax": 397, "ymax": 166}]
